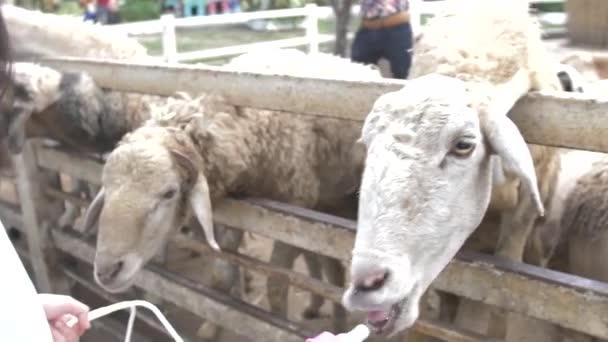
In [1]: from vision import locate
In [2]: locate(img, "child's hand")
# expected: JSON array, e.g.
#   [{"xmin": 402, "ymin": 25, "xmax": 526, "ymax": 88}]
[
  {"xmin": 38, "ymin": 294, "xmax": 91, "ymax": 342},
  {"xmin": 306, "ymin": 324, "xmax": 370, "ymax": 342}
]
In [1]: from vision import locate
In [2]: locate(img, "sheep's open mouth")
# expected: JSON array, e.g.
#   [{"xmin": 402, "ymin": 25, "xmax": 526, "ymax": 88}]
[{"xmin": 365, "ymin": 298, "xmax": 405, "ymax": 335}]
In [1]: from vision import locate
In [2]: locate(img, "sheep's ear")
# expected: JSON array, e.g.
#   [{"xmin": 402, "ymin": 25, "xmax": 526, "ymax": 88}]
[
  {"xmin": 189, "ymin": 174, "xmax": 220, "ymax": 251},
  {"xmin": 481, "ymin": 71, "xmax": 544, "ymax": 217},
  {"xmin": 169, "ymin": 149, "xmax": 220, "ymax": 251},
  {"xmin": 169, "ymin": 149, "xmax": 199, "ymax": 192},
  {"xmin": 81, "ymin": 188, "xmax": 105, "ymax": 236}
]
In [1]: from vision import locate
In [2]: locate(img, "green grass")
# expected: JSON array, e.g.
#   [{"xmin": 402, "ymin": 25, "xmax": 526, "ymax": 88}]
[{"xmin": 56, "ymin": 0, "xmax": 81, "ymax": 15}]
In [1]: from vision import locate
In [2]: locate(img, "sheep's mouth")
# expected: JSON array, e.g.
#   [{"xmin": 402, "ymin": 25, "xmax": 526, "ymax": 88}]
[
  {"xmin": 365, "ymin": 297, "xmax": 406, "ymax": 336},
  {"xmin": 97, "ymin": 276, "xmax": 137, "ymax": 294}
]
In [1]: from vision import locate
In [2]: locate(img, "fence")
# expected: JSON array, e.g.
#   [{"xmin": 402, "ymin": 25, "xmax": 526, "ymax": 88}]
[
  {"xmin": 105, "ymin": 0, "xmax": 569, "ymax": 64},
  {"xmin": 108, "ymin": 4, "xmax": 327, "ymax": 63},
  {"xmin": 3, "ymin": 56, "xmax": 608, "ymax": 342}
]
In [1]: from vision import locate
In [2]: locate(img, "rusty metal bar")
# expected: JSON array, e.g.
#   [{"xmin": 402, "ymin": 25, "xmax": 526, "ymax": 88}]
[{"xmin": 172, "ymin": 234, "xmax": 344, "ymax": 302}]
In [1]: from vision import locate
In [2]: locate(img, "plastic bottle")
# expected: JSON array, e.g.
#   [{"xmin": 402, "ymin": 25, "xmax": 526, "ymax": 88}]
[{"xmin": 305, "ymin": 324, "xmax": 370, "ymax": 342}]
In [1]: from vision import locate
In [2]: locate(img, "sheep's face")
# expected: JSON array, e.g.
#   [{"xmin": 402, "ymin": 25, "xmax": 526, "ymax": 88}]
[
  {"xmin": 91, "ymin": 141, "xmax": 186, "ymax": 292},
  {"xmin": 342, "ymin": 74, "xmax": 542, "ymax": 336}
]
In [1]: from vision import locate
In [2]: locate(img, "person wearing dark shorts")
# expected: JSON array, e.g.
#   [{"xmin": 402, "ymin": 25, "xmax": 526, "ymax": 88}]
[{"xmin": 351, "ymin": 0, "xmax": 413, "ymax": 79}]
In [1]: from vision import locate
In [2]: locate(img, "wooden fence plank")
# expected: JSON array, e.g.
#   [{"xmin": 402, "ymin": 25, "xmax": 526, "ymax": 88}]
[
  {"xmin": 434, "ymin": 252, "xmax": 608, "ymax": 339},
  {"xmin": 11, "ymin": 143, "xmax": 53, "ymax": 292},
  {"xmin": 38, "ymin": 57, "xmax": 608, "ymax": 153},
  {"xmin": 37, "ymin": 57, "xmax": 406, "ymax": 120}
]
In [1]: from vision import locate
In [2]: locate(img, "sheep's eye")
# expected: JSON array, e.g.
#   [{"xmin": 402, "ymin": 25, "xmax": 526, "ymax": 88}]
[
  {"xmin": 161, "ymin": 189, "xmax": 177, "ymax": 200},
  {"xmin": 451, "ymin": 139, "xmax": 475, "ymax": 157}
]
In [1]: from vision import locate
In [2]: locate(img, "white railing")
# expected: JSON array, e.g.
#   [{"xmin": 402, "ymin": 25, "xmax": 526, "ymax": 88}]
[
  {"xmin": 108, "ymin": 4, "xmax": 324, "ymax": 63},
  {"xmin": 107, "ymin": 0, "xmax": 567, "ymax": 63}
]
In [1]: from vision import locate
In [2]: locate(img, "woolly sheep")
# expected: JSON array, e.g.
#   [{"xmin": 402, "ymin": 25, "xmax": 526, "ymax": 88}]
[
  {"xmin": 2, "ymin": 62, "xmax": 159, "ymax": 155},
  {"xmin": 79, "ymin": 92, "xmax": 366, "ymax": 328},
  {"xmin": 2, "ymin": 4, "xmax": 150, "ymax": 61},
  {"xmin": 223, "ymin": 47, "xmax": 382, "ymax": 80},
  {"xmin": 558, "ymin": 155, "xmax": 608, "ymax": 275},
  {"xmin": 341, "ymin": 0, "xmax": 565, "ymax": 337}
]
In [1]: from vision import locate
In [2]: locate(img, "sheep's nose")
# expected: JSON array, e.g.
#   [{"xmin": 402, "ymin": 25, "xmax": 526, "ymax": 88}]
[
  {"xmin": 353, "ymin": 268, "xmax": 389, "ymax": 293},
  {"xmin": 96, "ymin": 261, "xmax": 124, "ymax": 284}
]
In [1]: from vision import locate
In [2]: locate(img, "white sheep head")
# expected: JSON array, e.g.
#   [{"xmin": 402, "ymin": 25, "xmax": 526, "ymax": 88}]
[
  {"xmin": 341, "ymin": 71, "xmax": 544, "ymax": 336},
  {"xmin": 81, "ymin": 125, "xmax": 220, "ymax": 293}
]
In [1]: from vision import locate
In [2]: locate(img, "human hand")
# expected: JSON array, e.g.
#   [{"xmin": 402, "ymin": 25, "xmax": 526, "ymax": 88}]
[{"xmin": 38, "ymin": 294, "xmax": 91, "ymax": 342}]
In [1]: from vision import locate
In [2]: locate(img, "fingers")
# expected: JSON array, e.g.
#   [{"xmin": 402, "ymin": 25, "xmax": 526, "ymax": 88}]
[
  {"xmin": 58, "ymin": 315, "xmax": 90, "ymax": 336},
  {"xmin": 50, "ymin": 318, "xmax": 80, "ymax": 342},
  {"xmin": 76, "ymin": 311, "xmax": 91, "ymax": 332},
  {"xmin": 39, "ymin": 294, "xmax": 90, "ymax": 321}
]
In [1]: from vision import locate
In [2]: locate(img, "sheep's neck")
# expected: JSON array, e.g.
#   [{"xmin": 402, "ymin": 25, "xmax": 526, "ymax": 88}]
[{"xmin": 191, "ymin": 128, "xmax": 258, "ymax": 201}]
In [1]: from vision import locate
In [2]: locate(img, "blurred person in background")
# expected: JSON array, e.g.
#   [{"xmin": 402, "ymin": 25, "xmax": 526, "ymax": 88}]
[{"xmin": 350, "ymin": 0, "xmax": 413, "ymax": 79}]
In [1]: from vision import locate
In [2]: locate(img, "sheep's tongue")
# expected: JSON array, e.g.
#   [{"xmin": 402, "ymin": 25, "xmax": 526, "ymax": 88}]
[{"xmin": 367, "ymin": 310, "xmax": 390, "ymax": 325}]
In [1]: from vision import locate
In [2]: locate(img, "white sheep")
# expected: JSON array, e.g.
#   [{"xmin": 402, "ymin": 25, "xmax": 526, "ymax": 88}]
[
  {"xmin": 48, "ymin": 48, "xmax": 379, "ymax": 334},
  {"xmin": 79, "ymin": 91, "xmax": 366, "ymax": 332},
  {"xmin": 2, "ymin": 4, "xmax": 150, "ymax": 61},
  {"xmin": 223, "ymin": 47, "xmax": 383, "ymax": 80},
  {"xmin": 341, "ymin": 1, "xmax": 565, "ymax": 339}
]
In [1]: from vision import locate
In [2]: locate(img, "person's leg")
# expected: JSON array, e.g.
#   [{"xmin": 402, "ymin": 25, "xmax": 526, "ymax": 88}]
[
  {"xmin": 96, "ymin": 5, "xmax": 109, "ymax": 24},
  {"xmin": 383, "ymin": 23, "xmax": 413, "ymax": 79},
  {"xmin": 351, "ymin": 28, "xmax": 381, "ymax": 67}
]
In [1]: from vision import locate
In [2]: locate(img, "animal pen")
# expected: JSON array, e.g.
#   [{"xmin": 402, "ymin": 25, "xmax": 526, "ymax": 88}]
[{"xmin": 2, "ymin": 56, "xmax": 608, "ymax": 342}]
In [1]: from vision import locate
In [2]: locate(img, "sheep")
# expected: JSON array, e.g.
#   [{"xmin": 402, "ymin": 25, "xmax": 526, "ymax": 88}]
[
  {"xmin": 2, "ymin": 3, "xmax": 154, "ymax": 233},
  {"xmin": 2, "ymin": 62, "xmax": 159, "ymax": 156},
  {"xmin": 78, "ymin": 91, "xmax": 367, "ymax": 335},
  {"xmin": 340, "ymin": 0, "xmax": 567, "ymax": 338},
  {"xmin": 2, "ymin": 49, "xmax": 382, "ymax": 329},
  {"xmin": 507, "ymin": 151, "xmax": 607, "ymax": 342},
  {"xmin": 223, "ymin": 47, "xmax": 383, "ymax": 80},
  {"xmin": 0, "ymin": 62, "xmax": 166, "ymax": 229},
  {"xmin": 2, "ymin": 4, "xmax": 150, "ymax": 61},
  {"xmin": 15, "ymin": 47, "xmax": 374, "ymax": 334},
  {"xmin": 557, "ymin": 155, "xmax": 608, "ymax": 279}
]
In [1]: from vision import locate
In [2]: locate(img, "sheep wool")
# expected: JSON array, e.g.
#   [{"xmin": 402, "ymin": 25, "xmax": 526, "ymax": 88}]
[
  {"xmin": 410, "ymin": 0, "xmax": 559, "ymax": 91},
  {"xmin": 3, "ymin": 4, "xmax": 150, "ymax": 61}
]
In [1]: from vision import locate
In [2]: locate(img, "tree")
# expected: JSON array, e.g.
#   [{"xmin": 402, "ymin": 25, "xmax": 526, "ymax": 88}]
[{"xmin": 330, "ymin": 0, "xmax": 353, "ymax": 56}]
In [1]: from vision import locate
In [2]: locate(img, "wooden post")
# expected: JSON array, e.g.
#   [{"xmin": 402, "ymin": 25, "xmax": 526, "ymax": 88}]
[
  {"xmin": 161, "ymin": 13, "xmax": 179, "ymax": 63},
  {"xmin": 11, "ymin": 141, "xmax": 70, "ymax": 294},
  {"xmin": 566, "ymin": 0, "xmax": 608, "ymax": 48},
  {"xmin": 305, "ymin": 4, "xmax": 319, "ymax": 54}
]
